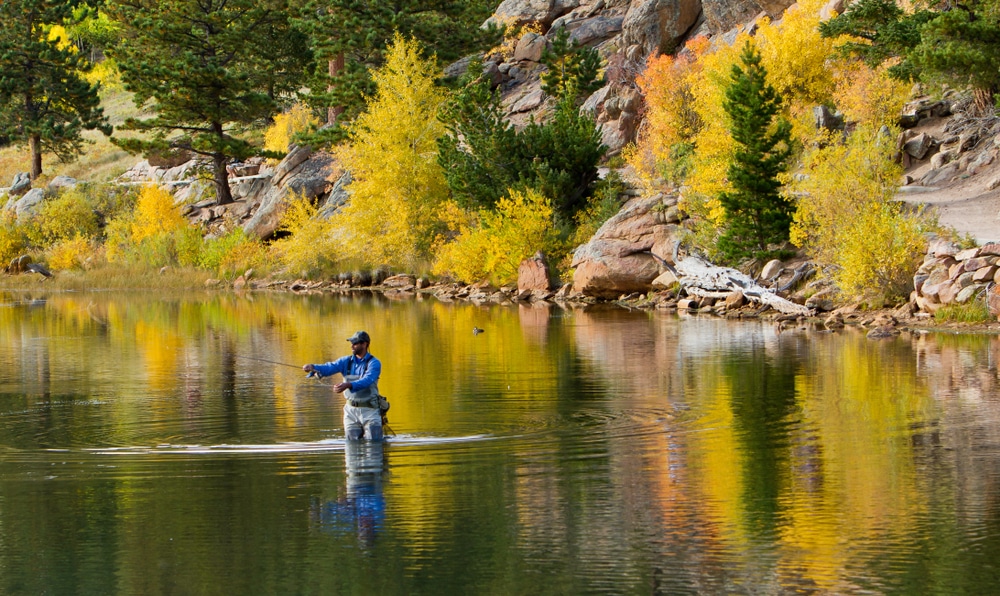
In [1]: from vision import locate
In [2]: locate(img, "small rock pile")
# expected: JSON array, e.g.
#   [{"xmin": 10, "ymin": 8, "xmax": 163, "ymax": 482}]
[{"xmin": 913, "ymin": 237, "xmax": 1000, "ymax": 314}]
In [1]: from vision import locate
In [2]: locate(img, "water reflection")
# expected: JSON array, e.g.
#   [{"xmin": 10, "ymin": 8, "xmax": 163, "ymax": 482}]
[
  {"xmin": 311, "ymin": 441, "xmax": 388, "ymax": 548},
  {"xmin": 1, "ymin": 291, "xmax": 1000, "ymax": 593}
]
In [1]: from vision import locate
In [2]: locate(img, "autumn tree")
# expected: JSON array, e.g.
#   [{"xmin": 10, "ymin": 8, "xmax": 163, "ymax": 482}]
[
  {"xmin": 105, "ymin": 0, "xmax": 311, "ymax": 204},
  {"xmin": 333, "ymin": 35, "xmax": 450, "ymax": 269},
  {"xmin": 630, "ymin": 36, "xmax": 710, "ymax": 184},
  {"xmin": 0, "ymin": 0, "xmax": 111, "ymax": 180},
  {"xmin": 717, "ymin": 42, "xmax": 794, "ymax": 262}
]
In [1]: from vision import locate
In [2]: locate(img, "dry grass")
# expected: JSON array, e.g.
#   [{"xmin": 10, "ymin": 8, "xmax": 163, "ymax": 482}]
[
  {"xmin": 0, "ymin": 86, "xmax": 150, "ymax": 188},
  {"xmin": 0, "ymin": 263, "xmax": 215, "ymax": 291}
]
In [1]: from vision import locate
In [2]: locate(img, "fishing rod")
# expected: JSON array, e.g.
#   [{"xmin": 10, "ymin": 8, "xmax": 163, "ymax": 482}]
[
  {"xmin": 233, "ymin": 354, "xmax": 396, "ymax": 437},
  {"xmin": 233, "ymin": 354, "xmax": 324, "ymax": 379}
]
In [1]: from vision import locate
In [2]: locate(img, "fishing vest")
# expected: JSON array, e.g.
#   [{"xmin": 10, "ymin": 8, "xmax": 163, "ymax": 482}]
[{"xmin": 344, "ymin": 355, "xmax": 379, "ymax": 408}]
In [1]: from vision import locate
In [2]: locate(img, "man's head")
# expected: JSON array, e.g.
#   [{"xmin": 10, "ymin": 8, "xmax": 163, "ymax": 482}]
[{"xmin": 347, "ymin": 331, "xmax": 371, "ymax": 356}]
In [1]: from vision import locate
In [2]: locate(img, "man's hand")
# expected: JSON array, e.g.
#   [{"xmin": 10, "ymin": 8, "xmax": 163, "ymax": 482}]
[{"xmin": 334, "ymin": 382, "xmax": 352, "ymax": 393}]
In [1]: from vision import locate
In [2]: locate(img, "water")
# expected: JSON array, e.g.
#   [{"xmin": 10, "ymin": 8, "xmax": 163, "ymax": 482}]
[{"xmin": 1, "ymin": 290, "xmax": 999, "ymax": 594}]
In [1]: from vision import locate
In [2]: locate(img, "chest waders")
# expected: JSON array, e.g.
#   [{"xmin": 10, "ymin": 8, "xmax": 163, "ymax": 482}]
[{"xmin": 344, "ymin": 357, "xmax": 391, "ymax": 428}]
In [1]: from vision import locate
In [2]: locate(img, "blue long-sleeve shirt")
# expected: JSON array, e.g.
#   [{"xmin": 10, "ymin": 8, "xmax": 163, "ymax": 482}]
[{"xmin": 311, "ymin": 353, "xmax": 381, "ymax": 392}]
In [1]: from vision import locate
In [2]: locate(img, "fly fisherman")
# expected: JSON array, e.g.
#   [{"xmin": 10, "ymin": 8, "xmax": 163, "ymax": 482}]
[{"xmin": 303, "ymin": 331, "xmax": 383, "ymax": 441}]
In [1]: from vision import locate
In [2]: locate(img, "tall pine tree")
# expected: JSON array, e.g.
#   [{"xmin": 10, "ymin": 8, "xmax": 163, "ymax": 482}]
[
  {"xmin": 0, "ymin": 0, "xmax": 110, "ymax": 180},
  {"xmin": 105, "ymin": 0, "xmax": 310, "ymax": 204},
  {"xmin": 717, "ymin": 42, "xmax": 794, "ymax": 263}
]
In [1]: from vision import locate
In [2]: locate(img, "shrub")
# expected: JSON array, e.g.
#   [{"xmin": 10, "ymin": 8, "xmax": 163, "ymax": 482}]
[
  {"xmin": 199, "ymin": 228, "xmax": 270, "ymax": 277},
  {"xmin": 47, "ymin": 234, "xmax": 95, "ymax": 270},
  {"xmin": 433, "ymin": 188, "xmax": 560, "ymax": 285},
  {"xmin": 105, "ymin": 184, "xmax": 199, "ymax": 267},
  {"xmin": 832, "ymin": 202, "xmax": 926, "ymax": 304},
  {"xmin": 0, "ymin": 211, "xmax": 28, "ymax": 265},
  {"xmin": 270, "ymin": 193, "xmax": 339, "ymax": 277},
  {"xmin": 30, "ymin": 188, "xmax": 100, "ymax": 247}
]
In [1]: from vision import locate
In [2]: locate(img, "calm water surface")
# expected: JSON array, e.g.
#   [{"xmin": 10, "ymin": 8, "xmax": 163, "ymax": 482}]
[{"xmin": 0, "ymin": 290, "xmax": 999, "ymax": 595}]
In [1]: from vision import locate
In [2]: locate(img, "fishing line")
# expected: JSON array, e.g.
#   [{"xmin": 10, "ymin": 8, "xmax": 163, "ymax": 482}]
[{"xmin": 233, "ymin": 354, "xmax": 334, "ymax": 385}]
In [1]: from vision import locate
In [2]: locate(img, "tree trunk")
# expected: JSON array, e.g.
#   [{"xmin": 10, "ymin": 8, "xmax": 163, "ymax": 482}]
[
  {"xmin": 213, "ymin": 153, "xmax": 233, "ymax": 205},
  {"xmin": 327, "ymin": 53, "xmax": 345, "ymax": 125},
  {"xmin": 29, "ymin": 134, "xmax": 42, "ymax": 180},
  {"xmin": 973, "ymin": 87, "xmax": 995, "ymax": 117}
]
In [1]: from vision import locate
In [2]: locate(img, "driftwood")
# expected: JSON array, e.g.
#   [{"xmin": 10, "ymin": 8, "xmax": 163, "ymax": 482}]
[{"xmin": 672, "ymin": 255, "xmax": 812, "ymax": 316}]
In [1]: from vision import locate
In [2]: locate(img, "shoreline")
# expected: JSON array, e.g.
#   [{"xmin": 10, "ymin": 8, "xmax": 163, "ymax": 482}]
[{"xmin": 5, "ymin": 270, "xmax": 998, "ymax": 336}]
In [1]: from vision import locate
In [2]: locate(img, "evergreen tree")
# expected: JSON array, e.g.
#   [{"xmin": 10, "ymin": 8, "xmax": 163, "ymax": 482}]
[
  {"xmin": 295, "ymin": 0, "xmax": 498, "ymax": 143},
  {"xmin": 820, "ymin": 0, "xmax": 1000, "ymax": 112},
  {"xmin": 717, "ymin": 42, "xmax": 794, "ymax": 263},
  {"xmin": 0, "ymin": 0, "xmax": 111, "ymax": 180},
  {"xmin": 437, "ymin": 61, "xmax": 605, "ymax": 223},
  {"xmin": 539, "ymin": 29, "xmax": 604, "ymax": 101},
  {"xmin": 436, "ymin": 63, "xmax": 526, "ymax": 212},
  {"xmin": 105, "ymin": 0, "xmax": 310, "ymax": 204}
]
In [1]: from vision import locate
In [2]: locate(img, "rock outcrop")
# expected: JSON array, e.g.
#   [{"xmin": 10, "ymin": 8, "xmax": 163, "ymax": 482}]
[
  {"xmin": 571, "ymin": 192, "xmax": 685, "ymax": 298},
  {"xmin": 116, "ymin": 147, "xmax": 340, "ymax": 240}
]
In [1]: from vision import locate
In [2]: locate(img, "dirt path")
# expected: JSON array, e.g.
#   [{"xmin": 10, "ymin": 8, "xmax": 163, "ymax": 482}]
[{"xmin": 899, "ymin": 179, "xmax": 1000, "ymax": 244}]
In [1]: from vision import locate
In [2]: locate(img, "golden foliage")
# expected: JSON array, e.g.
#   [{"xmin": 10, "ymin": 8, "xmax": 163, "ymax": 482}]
[
  {"xmin": 105, "ymin": 184, "xmax": 198, "ymax": 267},
  {"xmin": 0, "ymin": 211, "xmax": 28, "ymax": 265},
  {"xmin": 263, "ymin": 102, "xmax": 318, "ymax": 159},
  {"xmin": 432, "ymin": 188, "xmax": 557, "ymax": 285},
  {"xmin": 47, "ymin": 234, "xmax": 95, "ymax": 271},
  {"xmin": 831, "ymin": 60, "xmax": 910, "ymax": 127},
  {"xmin": 333, "ymin": 34, "xmax": 449, "ymax": 270},
  {"xmin": 30, "ymin": 188, "xmax": 100, "ymax": 247},
  {"xmin": 832, "ymin": 203, "xmax": 926, "ymax": 303},
  {"xmin": 755, "ymin": 0, "xmax": 838, "ymax": 106},
  {"xmin": 791, "ymin": 126, "xmax": 924, "ymax": 303},
  {"xmin": 270, "ymin": 193, "xmax": 339, "ymax": 277},
  {"xmin": 629, "ymin": 36, "xmax": 710, "ymax": 183},
  {"xmin": 131, "ymin": 184, "xmax": 187, "ymax": 243},
  {"xmin": 199, "ymin": 228, "xmax": 271, "ymax": 278},
  {"xmin": 682, "ymin": 33, "xmax": 751, "ymax": 222}
]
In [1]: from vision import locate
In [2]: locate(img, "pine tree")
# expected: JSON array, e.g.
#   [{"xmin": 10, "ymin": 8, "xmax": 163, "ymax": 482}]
[
  {"xmin": 717, "ymin": 42, "xmax": 794, "ymax": 263},
  {"xmin": 0, "ymin": 0, "xmax": 111, "ymax": 180},
  {"xmin": 437, "ymin": 61, "xmax": 605, "ymax": 223},
  {"xmin": 295, "ymin": 0, "xmax": 498, "ymax": 143},
  {"xmin": 105, "ymin": 0, "xmax": 310, "ymax": 204},
  {"xmin": 820, "ymin": 0, "xmax": 1000, "ymax": 112}
]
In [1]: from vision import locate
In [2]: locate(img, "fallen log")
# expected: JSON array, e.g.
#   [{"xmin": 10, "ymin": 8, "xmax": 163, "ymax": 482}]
[{"xmin": 673, "ymin": 255, "xmax": 812, "ymax": 316}]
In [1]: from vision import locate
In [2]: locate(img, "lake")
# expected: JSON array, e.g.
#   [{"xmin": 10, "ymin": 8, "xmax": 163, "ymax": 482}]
[{"xmin": 0, "ymin": 290, "xmax": 998, "ymax": 594}]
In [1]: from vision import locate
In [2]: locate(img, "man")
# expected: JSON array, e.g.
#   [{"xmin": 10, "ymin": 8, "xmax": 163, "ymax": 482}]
[{"xmin": 303, "ymin": 330, "xmax": 383, "ymax": 441}]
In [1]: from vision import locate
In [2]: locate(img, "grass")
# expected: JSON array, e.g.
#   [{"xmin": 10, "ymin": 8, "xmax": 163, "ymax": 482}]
[
  {"xmin": 933, "ymin": 299, "xmax": 993, "ymax": 323},
  {"xmin": 0, "ymin": 264, "xmax": 214, "ymax": 291}
]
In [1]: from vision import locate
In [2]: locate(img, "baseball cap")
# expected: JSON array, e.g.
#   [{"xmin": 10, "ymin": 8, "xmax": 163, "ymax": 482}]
[{"xmin": 347, "ymin": 331, "xmax": 371, "ymax": 344}]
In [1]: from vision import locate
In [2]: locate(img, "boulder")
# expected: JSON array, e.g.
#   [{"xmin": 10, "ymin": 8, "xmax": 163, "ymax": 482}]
[
  {"xmin": 514, "ymin": 32, "xmax": 548, "ymax": 62},
  {"xmin": 487, "ymin": 0, "xmax": 576, "ymax": 28},
  {"xmin": 12, "ymin": 188, "xmax": 46, "ymax": 221},
  {"xmin": 8, "ymin": 172, "xmax": 31, "ymax": 197},
  {"xmin": 47, "ymin": 176, "xmax": 77, "ymax": 192},
  {"xmin": 623, "ymin": 0, "xmax": 702, "ymax": 56},
  {"xmin": 903, "ymin": 132, "xmax": 933, "ymax": 160},
  {"xmin": 570, "ymin": 196, "xmax": 675, "ymax": 297},
  {"xmin": 518, "ymin": 252, "xmax": 554, "ymax": 291},
  {"xmin": 243, "ymin": 150, "xmax": 336, "ymax": 240}
]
